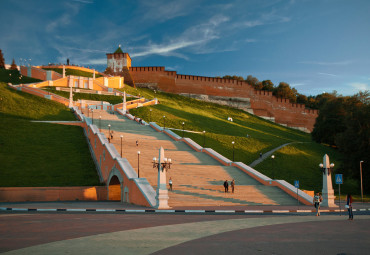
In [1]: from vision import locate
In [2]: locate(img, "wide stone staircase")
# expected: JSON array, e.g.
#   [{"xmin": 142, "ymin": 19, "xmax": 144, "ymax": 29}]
[{"xmin": 92, "ymin": 109, "xmax": 299, "ymax": 207}]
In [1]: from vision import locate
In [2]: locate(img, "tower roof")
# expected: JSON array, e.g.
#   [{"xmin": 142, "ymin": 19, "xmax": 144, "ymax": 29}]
[{"xmin": 114, "ymin": 46, "xmax": 124, "ymax": 54}]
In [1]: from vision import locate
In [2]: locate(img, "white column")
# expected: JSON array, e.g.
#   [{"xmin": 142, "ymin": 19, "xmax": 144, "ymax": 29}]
[
  {"xmin": 321, "ymin": 154, "xmax": 336, "ymax": 207},
  {"xmin": 122, "ymin": 91, "xmax": 126, "ymax": 113},
  {"xmin": 93, "ymin": 69, "xmax": 96, "ymax": 80},
  {"xmin": 68, "ymin": 86, "xmax": 73, "ymax": 108},
  {"xmin": 156, "ymin": 147, "xmax": 170, "ymax": 209}
]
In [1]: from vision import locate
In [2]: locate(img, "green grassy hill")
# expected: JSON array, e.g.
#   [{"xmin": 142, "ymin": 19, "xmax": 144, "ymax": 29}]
[
  {"xmin": 42, "ymin": 87, "xmax": 133, "ymax": 105},
  {"xmin": 42, "ymin": 67, "xmax": 103, "ymax": 78},
  {"xmin": 0, "ymin": 82, "xmax": 100, "ymax": 187},
  {"xmin": 121, "ymin": 86, "xmax": 352, "ymax": 194},
  {"xmin": 0, "ymin": 68, "xmax": 42, "ymax": 85}
]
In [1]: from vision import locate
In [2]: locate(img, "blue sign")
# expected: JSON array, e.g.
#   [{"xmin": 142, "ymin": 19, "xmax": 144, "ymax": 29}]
[
  {"xmin": 294, "ymin": 180, "xmax": 299, "ymax": 188},
  {"xmin": 335, "ymin": 174, "xmax": 343, "ymax": 184}
]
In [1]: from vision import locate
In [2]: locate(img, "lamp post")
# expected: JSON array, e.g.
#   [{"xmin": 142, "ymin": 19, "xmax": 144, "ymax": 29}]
[
  {"xmin": 232, "ymin": 141, "xmax": 235, "ymax": 162},
  {"xmin": 108, "ymin": 124, "xmax": 111, "ymax": 143},
  {"xmin": 91, "ymin": 109, "xmax": 94, "ymax": 125},
  {"xmin": 182, "ymin": 122, "xmax": 185, "ymax": 138},
  {"xmin": 120, "ymin": 135, "xmax": 123, "ymax": 157},
  {"xmin": 163, "ymin": 116, "xmax": 166, "ymax": 130},
  {"xmin": 271, "ymin": 155, "xmax": 275, "ymax": 179},
  {"xmin": 99, "ymin": 116, "xmax": 101, "ymax": 132},
  {"xmin": 137, "ymin": 151, "xmax": 140, "ymax": 178},
  {"xmin": 203, "ymin": 130, "xmax": 206, "ymax": 147},
  {"xmin": 153, "ymin": 156, "xmax": 172, "ymax": 172},
  {"xmin": 360, "ymin": 160, "xmax": 364, "ymax": 203},
  {"xmin": 149, "ymin": 109, "xmax": 152, "ymax": 123}
]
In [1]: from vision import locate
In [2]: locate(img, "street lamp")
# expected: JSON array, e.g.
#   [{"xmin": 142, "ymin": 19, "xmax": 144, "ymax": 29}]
[
  {"xmin": 99, "ymin": 116, "xmax": 101, "ymax": 132},
  {"xmin": 319, "ymin": 162, "xmax": 334, "ymax": 175},
  {"xmin": 108, "ymin": 124, "xmax": 111, "ymax": 143},
  {"xmin": 232, "ymin": 141, "xmax": 235, "ymax": 161},
  {"xmin": 163, "ymin": 115, "xmax": 166, "ymax": 130},
  {"xmin": 120, "ymin": 135, "xmax": 123, "ymax": 157},
  {"xmin": 153, "ymin": 157, "xmax": 172, "ymax": 172},
  {"xmin": 271, "ymin": 155, "xmax": 275, "ymax": 179},
  {"xmin": 360, "ymin": 160, "xmax": 364, "ymax": 203},
  {"xmin": 203, "ymin": 130, "xmax": 206, "ymax": 147},
  {"xmin": 91, "ymin": 109, "xmax": 94, "ymax": 124},
  {"xmin": 137, "ymin": 151, "xmax": 140, "ymax": 178},
  {"xmin": 149, "ymin": 109, "xmax": 152, "ymax": 123},
  {"xmin": 182, "ymin": 122, "xmax": 185, "ymax": 138}
]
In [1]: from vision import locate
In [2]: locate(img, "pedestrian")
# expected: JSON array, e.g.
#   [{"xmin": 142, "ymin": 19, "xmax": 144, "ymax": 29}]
[
  {"xmin": 346, "ymin": 194, "xmax": 353, "ymax": 220},
  {"xmin": 169, "ymin": 177, "xmax": 173, "ymax": 191},
  {"xmin": 223, "ymin": 180, "xmax": 229, "ymax": 193},
  {"xmin": 313, "ymin": 192, "xmax": 321, "ymax": 216},
  {"xmin": 231, "ymin": 179, "xmax": 235, "ymax": 193},
  {"xmin": 110, "ymin": 131, "xmax": 113, "ymax": 140},
  {"xmin": 260, "ymin": 152, "xmax": 262, "ymax": 158},
  {"xmin": 136, "ymin": 140, "xmax": 139, "ymax": 147}
]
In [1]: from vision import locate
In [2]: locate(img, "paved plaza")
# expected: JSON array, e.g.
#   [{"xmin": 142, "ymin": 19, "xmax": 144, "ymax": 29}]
[{"xmin": 1, "ymin": 205, "xmax": 369, "ymax": 255}]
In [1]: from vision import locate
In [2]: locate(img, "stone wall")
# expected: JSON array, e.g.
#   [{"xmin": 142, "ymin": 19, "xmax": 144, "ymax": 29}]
[{"xmin": 128, "ymin": 66, "xmax": 318, "ymax": 132}]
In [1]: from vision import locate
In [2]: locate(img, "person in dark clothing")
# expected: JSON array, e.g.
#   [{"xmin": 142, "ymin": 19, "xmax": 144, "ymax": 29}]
[
  {"xmin": 231, "ymin": 179, "xmax": 235, "ymax": 193},
  {"xmin": 223, "ymin": 180, "xmax": 229, "ymax": 193},
  {"xmin": 346, "ymin": 194, "xmax": 353, "ymax": 220}
]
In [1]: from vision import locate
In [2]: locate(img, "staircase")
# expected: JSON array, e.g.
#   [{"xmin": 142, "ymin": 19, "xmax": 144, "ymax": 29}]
[{"xmin": 95, "ymin": 110, "xmax": 299, "ymax": 207}]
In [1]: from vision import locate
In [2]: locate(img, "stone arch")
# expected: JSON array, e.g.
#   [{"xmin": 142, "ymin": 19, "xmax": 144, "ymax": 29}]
[{"xmin": 107, "ymin": 166, "xmax": 124, "ymax": 202}]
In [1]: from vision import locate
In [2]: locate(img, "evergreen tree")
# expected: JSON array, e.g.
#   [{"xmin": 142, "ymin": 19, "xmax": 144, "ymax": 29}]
[{"xmin": 0, "ymin": 49, "xmax": 5, "ymax": 69}]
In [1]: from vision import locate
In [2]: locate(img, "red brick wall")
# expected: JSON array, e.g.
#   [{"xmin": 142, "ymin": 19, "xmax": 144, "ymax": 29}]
[{"xmin": 129, "ymin": 67, "xmax": 318, "ymax": 132}]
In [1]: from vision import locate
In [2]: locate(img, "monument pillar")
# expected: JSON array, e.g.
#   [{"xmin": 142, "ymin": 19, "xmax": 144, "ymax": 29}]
[
  {"xmin": 320, "ymin": 154, "xmax": 337, "ymax": 207},
  {"xmin": 93, "ymin": 69, "xmax": 96, "ymax": 80},
  {"xmin": 155, "ymin": 147, "xmax": 170, "ymax": 209}
]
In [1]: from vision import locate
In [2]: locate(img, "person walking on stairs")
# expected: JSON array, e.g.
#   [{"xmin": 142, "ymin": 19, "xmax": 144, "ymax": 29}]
[
  {"xmin": 231, "ymin": 179, "xmax": 235, "ymax": 193},
  {"xmin": 223, "ymin": 180, "xmax": 229, "ymax": 193},
  {"xmin": 169, "ymin": 177, "xmax": 173, "ymax": 191}
]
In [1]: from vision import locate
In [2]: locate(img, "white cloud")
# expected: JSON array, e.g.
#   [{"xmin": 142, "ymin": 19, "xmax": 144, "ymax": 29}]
[
  {"xmin": 317, "ymin": 72, "xmax": 338, "ymax": 77},
  {"xmin": 350, "ymin": 82, "xmax": 369, "ymax": 91},
  {"xmin": 299, "ymin": 60, "xmax": 353, "ymax": 66},
  {"xmin": 46, "ymin": 2, "xmax": 81, "ymax": 32},
  {"xmin": 130, "ymin": 15, "xmax": 229, "ymax": 59}
]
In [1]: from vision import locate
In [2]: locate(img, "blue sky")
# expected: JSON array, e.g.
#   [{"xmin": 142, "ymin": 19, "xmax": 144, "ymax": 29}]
[{"xmin": 1, "ymin": 0, "xmax": 369, "ymax": 96}]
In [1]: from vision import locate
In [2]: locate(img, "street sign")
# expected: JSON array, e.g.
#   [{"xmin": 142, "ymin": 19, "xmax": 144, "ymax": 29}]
[
  {"xmin": 294, "ymin": 180, "xmax": 299, "ymax": 188},
  {"xmin": 335, "ymin": 174, "xmax": 343, "ymax": 184}
]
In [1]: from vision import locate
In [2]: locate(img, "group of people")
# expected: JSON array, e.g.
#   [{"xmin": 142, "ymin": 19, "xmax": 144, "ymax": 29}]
[
  {"xmin": 313, "ymin": 192, "xmax": 354, "ymax": 220},
  {"xmin": 223, "ymin": 179, "xmax": 235, "ymax": 193}
]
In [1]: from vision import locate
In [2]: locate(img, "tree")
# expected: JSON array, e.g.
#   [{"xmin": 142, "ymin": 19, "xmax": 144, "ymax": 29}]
[
  {"xmin": 311, "ymin": 93, "xmax": 370, "ymax": 192},
  {"xmin": 246, "ymin": 75, "xmax": 259, "ymax": 87},
  {"xmin": 273, "ymin": 82, "xmax": 298, "ymax": 103},
  {"xmin": 0, "ymin": 49, "xmax": 5, "ymax": 69},
  {"xmin": 261, "ymin": 80, "xmax": 274, "ymax": 91}
]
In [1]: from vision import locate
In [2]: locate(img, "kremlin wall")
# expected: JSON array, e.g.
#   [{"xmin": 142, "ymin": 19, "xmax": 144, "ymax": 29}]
[{"xmin": 106, "ymin": 48, "xmax": 318, "ymax": 132}]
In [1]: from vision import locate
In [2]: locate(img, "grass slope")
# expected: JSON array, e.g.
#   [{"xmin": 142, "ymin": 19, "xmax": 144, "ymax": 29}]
[
  {"xmin": 0, "ymin": 68, "xmax": 42, "ymax": 85},
  {"xmin": 122, "ymin": 86, "xmax": 349, "ymax": 193},
  {"xmin": 43, "ymin": 87, "xmax": 133, "ymax": 105},
  {"xmin": 0, "ymin": 82, "xmax": 100, "ymax": 187},
  {"xmin": 42, "ymin": 68, "xmax": 103, "ymax": 78}
]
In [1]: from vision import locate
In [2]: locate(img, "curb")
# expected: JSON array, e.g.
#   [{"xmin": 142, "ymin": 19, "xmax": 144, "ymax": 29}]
[{"xmin": 1, "ymin": 207, "xmax": 370, "ymax": 214}]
